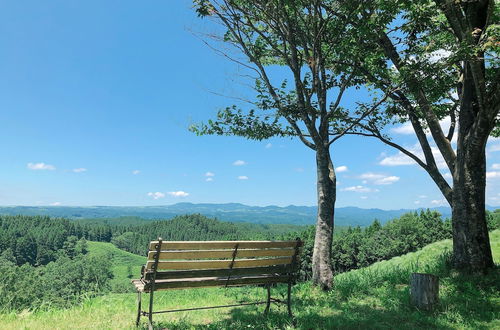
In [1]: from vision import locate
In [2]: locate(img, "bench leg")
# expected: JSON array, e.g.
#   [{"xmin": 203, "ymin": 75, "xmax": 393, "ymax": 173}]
[
  {"xmin": 287, "ymin": 281, "xmax": 293, "ymax": 318},
  {"xmin": 264, "ymin": 285, "xmax": 271, "ymax": 315},
  {"xmin": 148, "ymin": 291, "xmax": 154, "ymax": 330},
  {"xmin": 136, "ymin": 292, "xmax": 142, "ymax": 327},
  {"xmin": 287, "ymin": 281, "xmax": 297, "ymax": 326}
]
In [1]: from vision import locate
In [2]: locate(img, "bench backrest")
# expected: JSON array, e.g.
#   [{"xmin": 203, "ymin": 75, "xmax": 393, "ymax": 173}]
[{"xmin": 144, "ymin": 239, "xmax": 302, "ymax": 289}]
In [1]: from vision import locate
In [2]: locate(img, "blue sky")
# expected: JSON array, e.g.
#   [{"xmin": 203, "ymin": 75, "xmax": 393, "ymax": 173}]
[{"xmin": 1, "ymin": 0, "xmax": 499, "ymax": 209}]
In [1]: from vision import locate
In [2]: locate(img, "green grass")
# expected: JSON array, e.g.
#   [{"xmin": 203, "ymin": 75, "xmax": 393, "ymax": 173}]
[
  {"xmin": 1, "ymin": 231, "xmax": 499, "ymax": 329},
  {"xmin": 86, "ymin": 241, "xmax": 146, "ymax": 292}
]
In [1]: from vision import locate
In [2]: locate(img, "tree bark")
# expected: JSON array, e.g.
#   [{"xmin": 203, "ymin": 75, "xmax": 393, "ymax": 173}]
[
  {"xmin": 451, "ymin": 58, "xmax": 494, "ymax": 273},
  {"xmin": 452, "ymin": 134, "xmax": 494, "ymax": 272},
  {"xmin": 312, "ymin": 146, "xmax": 335, "ymax": 290}
]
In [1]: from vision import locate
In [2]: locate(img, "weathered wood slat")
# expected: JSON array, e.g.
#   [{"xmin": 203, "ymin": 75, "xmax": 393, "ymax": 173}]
[
  {"xmin": 147, "ymin": 248, "xmax": 295, "ymax": 260},
  {"xmin": 149, "ymin": 275, "xmax": 290, "ymax": 291},
  {"xmin": 149, "ymin": 240, "xmax": 302, "ymax": 251},
  {"xmin": 144, "ymin": 264, "xmax": 292, "ymax": 280},
  {"xmin": 146, "ymin": 257, "xmax": 293, "ymax": 271}
]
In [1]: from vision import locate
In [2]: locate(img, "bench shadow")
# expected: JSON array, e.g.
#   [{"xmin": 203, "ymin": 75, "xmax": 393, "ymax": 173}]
[{"xmin": 141, "ymin": 273, "xmax": 499, "ymax": 330}]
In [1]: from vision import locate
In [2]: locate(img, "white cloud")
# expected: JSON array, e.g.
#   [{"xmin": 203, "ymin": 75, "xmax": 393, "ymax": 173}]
[
  {"xmin": 205, "ymin": 172, "xmax": 215, "ymax": 177},
  {"xmin": 443, "ymin": 172, "xmax": 453, "ymax": 179},
  {"xmin": 238, "ymin": 175, "xmax": 249, "ymax": 180},
  {"xmin": 379, "ymin": 152, "xmax": 416, "ymax": 166},
  {"xmin": 418, "ymin": 195, "xmax": 427, "ymax": 199},
  {"xmin": 265, "ymin": 143, "xmax": 272, "ymax": 149},
  {"xmin": 491, "ymin": 164, "xmax": 500, "ymax": 170},
  {"xmin": 233, "ymin": 160, "xmax": 246, "ymax": 166},
  {"xmin": 206, "ymin": 177, "xmax": 214, "ymax": 182},
  {"xmin": 486, "ymin": 171, "xmax": 500, "ymax": 179},
  {"xmin": 427, "ymin": 49, "xmax": 452, "ymax": 64},
  {"xmin": 148, "ymin": 192, "xmax": 165, "ymax": 200},
  {"xmin": 414, "ymin": 200, "xmax": 421, "ymax": 205},
  {"xmin": 50, "ymin": 202, "xmax": 61, "ymax": 206},
  {"xmin": 132, "ymin": 170, "xmax": 141, "ymax": 175},
  {"xmin": 431, "ymin": 199, "xmax": 446, "ymax": 206},
  {"xmin": 488, "ymin": 144, "xmax": 500, "ymax": 153},
  {"xmin": 27, "ymin": 162, "xmax": 56, "ymax": 170},
  {"xmin": 379, "ymin": 143, "xmax": 448, "ymax": 169},
  {"xmin": 358, "ymin": 172, "xmax": 400, "ymax": 185},
  {"xmin": 360, "ymin": 196, "xmax": 368, "ymax": 200},
  {"xmin": 391, "ymin": 117, "xmax": 457, "ymax": 144},
  {"xmin": 72, "ymin": 168, "xmax": 87, "ymax": 173},
  {"xmin": 167, "ymin": 191, "xmax": 189, "ymax": 197},
  {"xmin": 391, "ymin": 122, "xmax": 414, "ymax": 135},
  {"xmin": 335, "ymin": 165, "xmax": 348, "ymax": 173},
  {"xmin": 341, "ymin": 185, "xmax": 378, "ymax": 193}
]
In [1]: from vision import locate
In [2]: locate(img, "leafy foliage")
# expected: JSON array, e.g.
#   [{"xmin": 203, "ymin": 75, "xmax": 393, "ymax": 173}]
[{"xmin": 288, "ymin": 210, "xmax": 452, "ymax": 281}]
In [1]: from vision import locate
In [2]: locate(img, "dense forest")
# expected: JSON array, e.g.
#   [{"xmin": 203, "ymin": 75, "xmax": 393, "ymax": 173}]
[
  {"xmin": 291, "ymin": 210, "xmax": 500, "ymax": 282},
  {"xmin": 0, "ymin": 215, "xmax": 113, "ymax": 311},
  {"xmin": 1, "ymin": 210, "xmax": 498, "ymax": 312}
]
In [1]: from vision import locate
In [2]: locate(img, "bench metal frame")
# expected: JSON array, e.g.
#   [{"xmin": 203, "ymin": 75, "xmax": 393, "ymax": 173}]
[{"xmin": 134, "ymin": 238, "xmax": 301, "ymax": 329}]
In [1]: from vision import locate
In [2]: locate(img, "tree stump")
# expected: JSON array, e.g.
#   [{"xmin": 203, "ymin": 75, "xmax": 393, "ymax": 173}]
[{"xmin": 410, "ymin": 273, "xmax": 439, "ymax": 311}]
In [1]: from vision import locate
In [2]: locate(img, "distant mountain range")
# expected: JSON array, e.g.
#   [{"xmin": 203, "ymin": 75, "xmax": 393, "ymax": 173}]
[{"xmin": 2, "ymin": 203, "xmax": 496, "ymax": 227}]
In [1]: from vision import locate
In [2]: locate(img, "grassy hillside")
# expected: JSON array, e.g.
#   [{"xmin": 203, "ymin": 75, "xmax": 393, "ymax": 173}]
[
  {"xmin": 1, "ymin": 230, "xmax": 498, "ymax": 329},
  {"xmin": 86, "ymin": 241, "xmax": 146, "ymax": 292}
]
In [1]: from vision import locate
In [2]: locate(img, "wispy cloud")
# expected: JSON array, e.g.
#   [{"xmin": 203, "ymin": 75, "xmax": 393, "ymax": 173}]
[
  {"xmin": 238, "ymin": 175, "xmax": 249, "ymax": 180},
  {"xmin": 206, "ymin": 177, "xmax": 214, "ymax": 182},
  {"xmin": 335, "ymin": 165, "xmax": 348, "ymax": 173},
  {"xmin": 431, "ymin": 199, "xmax": 447, "ymax": 206},
  {"xmin": 359, "ymin": 172, "xmax": 400, "ymax": 185},
  {"xmin": 486, "ymin": 171, "xmax": 500, "ymax": 179},
  {"xmin": 167, "ymin": 191, "xmax": 189, "ymax": 197},
  {"xmin": 265, "ymin": 143, "xmax": 272, "ymax": 149},
  {"xmin": 132, "ymin": 170, "xmax": 141, "ymax": 175},
  {"xmin": 50, "ymin": 202, "xmax": 61, "ymax": 206},
  {"xmin": 72, "ymin": 168, "xmax": 87, "ymax": 173},
  {"xmin": 27, "ymin": 162, "xmax": 56, "ymax": 171},
  {"xmin": 379, "ymin": 143, "xmax": 447, "ymax": 169},
  {"xmin": 341, "ymin": 185, "xmax": 379, "ymax": 193},
  {"xmin": 147, "ymin": 192, "xmax": 165, "ymax": 200},
  {"xmin": 205, "ymin": 172, "xmax": 215, "ymax": 177},
  {"xmin": 391, "ymin": 122, "xmax": 414, "ymax": 135},
  {"xmin": 233, "ymin": 160, "xmax": 246, "ymax": 166},
  {"xmin": 491, "ymin": 163, "xmax": 500, "ymax": 170}
]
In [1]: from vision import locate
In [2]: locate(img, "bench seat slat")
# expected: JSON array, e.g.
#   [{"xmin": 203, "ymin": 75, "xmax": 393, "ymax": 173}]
[
  {"xmin": 148, "ymin": 248, "xmax": 295, "ymax": 260},
  {"xmin": 145, "ymin": 264, "xmax": 293, "ymax": 280},
  {"xmin": 147, "ymin": 274, "xmax": 291, "ymax": 291},
  {"xmin": 149, "ymin": 240, "xmax": 301, "ymax": 251},
  {"xmin": 146, "ymin": 257, "xmax": 293, "ymax": 271}
]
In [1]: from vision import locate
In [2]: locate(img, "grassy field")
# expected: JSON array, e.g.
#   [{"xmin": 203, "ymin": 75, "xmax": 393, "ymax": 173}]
[{"xmin": 1, "ymin": 231, "xmax": 498, "ymax": 329}]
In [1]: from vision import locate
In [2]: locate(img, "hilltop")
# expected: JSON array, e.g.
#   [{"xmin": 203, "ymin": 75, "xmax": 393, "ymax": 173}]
[
  {"xmin": 1, "ymin": 230, "xmax": 498, "ymax": 329},
  {"xmin": 1, "ymin": 203, "xmax": 491, "ymax": 226}
]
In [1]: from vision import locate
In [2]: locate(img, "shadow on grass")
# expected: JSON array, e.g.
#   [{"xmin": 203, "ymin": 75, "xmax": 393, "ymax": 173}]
[{"xmin": 141, "ymin": 265, "xmax": 499, "ymax": 330}]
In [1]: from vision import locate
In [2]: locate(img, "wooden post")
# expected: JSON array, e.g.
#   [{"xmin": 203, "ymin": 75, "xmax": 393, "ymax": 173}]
[{"xmin": 410, "ymin": 273, "xmax": 439, "ymax": 311}]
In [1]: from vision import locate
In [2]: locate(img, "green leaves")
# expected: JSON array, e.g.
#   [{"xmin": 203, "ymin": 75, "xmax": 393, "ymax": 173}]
[{"xmin": 189, "ymin": 105, "xmax": 294, "ymax": 140}]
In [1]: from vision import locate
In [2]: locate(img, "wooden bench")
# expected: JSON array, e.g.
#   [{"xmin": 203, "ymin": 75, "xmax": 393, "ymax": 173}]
[{"xmin": 132, "ymin": 238, "xmax": 302, "ymax": 329}]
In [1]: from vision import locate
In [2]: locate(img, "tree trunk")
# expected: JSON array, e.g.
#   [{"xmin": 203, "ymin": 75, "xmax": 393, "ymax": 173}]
[
  {"xmin": 451, "ymin": 60, "xmax": 494, "ymax": 273},
  {"xmin": 452, "ymin": 146, "xmax": 494, "ymax": 272},
  {"xmin": 312, "ymin": 146, "xmax": 335, "ymax": 290}
]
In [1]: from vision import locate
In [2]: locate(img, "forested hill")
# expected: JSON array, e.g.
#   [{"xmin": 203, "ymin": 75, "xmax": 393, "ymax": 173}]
[{"xmin": 0, "ymin": 203, "xmax": 489, "ymax": 226}]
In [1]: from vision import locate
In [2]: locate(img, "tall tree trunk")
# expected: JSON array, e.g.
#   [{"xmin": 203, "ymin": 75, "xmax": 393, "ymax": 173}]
[
  {"xmin": 312, "ymin": 146, "xmax": 335, "ymax": 290},
  {"xmin": 451, "ymin": 61, "xmax": 494, "ymax": 273},
  {"xmin": 452, "ymin": 148, "xmax": 494, "ymax": 272}
]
